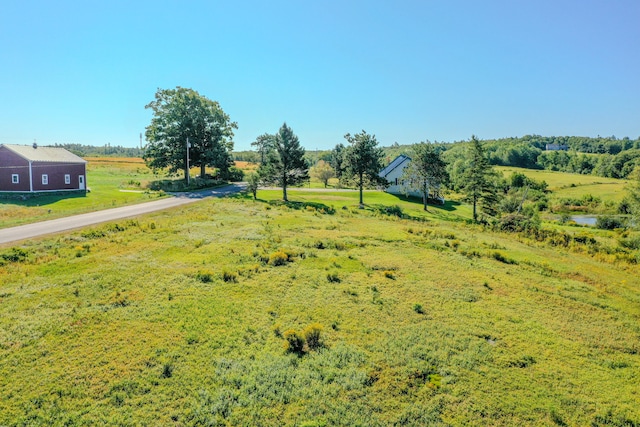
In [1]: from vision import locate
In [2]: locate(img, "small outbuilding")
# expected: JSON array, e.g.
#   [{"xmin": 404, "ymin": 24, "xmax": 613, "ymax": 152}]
[{"xmin": 0, "ymin": 143, "xmax": 87, "ymax": 193}]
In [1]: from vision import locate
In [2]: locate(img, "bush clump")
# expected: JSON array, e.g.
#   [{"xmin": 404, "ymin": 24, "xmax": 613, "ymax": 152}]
[
  {"xmin": 0, "ymin": 247, "xmax": 31, "ymax": 265},
  {"xmin": 596, "ymin": 215, "xmax": 626, "ymax": 230},
  {"xmin": 195, "ymin": 271, "xmax": 214, "ymax": 283},
  {"xmin": 283, "ymin": 329, "xmax": 305, "ymax": 355},
  {"xmin": 222, "ymin": 270, "xmax": 238, "ymax": 283},
  {"xmin": 491, "ymin": 251, "xmax": 518, "ymax": 264},
  {"xmin": 326, "ymin": 272, "xmax": 340, "ymax": 283},
  {"xmin": 268, "ymin": 250, "xmax": 289, "ymax": 266},
  {"xmin": 619, "ymin": 235, "xmax": 640, "ymax": 250},
  {"xmin": 302, "ymin": 323, "xmax": 324, "ymax": 350},
  {"xmin": 283, "ymin": 324, "xmax": 325, "ymax": 355}
]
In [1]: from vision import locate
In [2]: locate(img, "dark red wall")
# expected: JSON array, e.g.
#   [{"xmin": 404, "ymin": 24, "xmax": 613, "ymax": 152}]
[
  {"xmin": 0, "ymin": 147, "xmax": 30, "ymax": 191},
  {"xmin": 31, "ymin": 163, "xmax": 87, "ymax": 191}
]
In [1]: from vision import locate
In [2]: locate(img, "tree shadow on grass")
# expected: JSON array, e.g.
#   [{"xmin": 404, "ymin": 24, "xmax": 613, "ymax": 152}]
[
  {"xmin": 0, "ymin": 191, "xmax": 87, "ymax": 207},
  {"xmin": 385, "ymin": 193, "xmax": 462, "ymax": 212},
  {"xmin": 271, "ymin": 200, "xmax": 336, "ymax": 214},
  {"xmin": 227, "ymin": 192, "xmax": 336, "ymax": 214}
]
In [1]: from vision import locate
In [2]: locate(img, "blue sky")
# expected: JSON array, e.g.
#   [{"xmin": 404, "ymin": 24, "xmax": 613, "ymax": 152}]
[{"xmin": 1, "ymin": 0, "xmax": 639, "ymax": 151}]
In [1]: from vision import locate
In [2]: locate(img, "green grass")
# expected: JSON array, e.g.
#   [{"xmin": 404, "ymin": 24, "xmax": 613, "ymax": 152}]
[
  {"xmin": 497, "ymin": 166, "xmax": 629, "ymax": 191},
  {"xmin": 1, "ymin": 194, "xmax": 639, "ymax": 426},
  {"xmin": 498, "ymin": 166, "xmax": 629, "ymax": 203}
]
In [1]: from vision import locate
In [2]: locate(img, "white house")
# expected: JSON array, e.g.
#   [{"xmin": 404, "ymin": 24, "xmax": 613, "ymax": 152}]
[{"xmin": 379, "ymin": 154, "xmax": 445, "ymax": 204}]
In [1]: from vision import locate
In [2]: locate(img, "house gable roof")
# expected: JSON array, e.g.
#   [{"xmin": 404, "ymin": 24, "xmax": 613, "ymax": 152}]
[
  {"xmin": 1, "ymin": 144, "xmax": 87, "ymax": 164},
  {"xmin": 379, "ymin": 154, "xmax": 411, "ymax": 178}
]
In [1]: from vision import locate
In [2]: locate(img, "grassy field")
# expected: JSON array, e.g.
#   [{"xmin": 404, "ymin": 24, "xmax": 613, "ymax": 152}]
[
  {"xmin": 1, "ymin": 190, "xmax": 639, "ymax": 426},
  {"xmin": 497, "ymin": 166, "xmax": 629, "ymax": 204}
]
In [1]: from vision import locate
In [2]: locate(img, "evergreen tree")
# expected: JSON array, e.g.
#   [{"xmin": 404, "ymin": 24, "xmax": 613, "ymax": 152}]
[
  {"xmin": 251, "ymin": 133, "xmax": 276, "ymax": 164},
  {"xmin": 258, "ymin": 123, "xmax": 308, "ymax": 201},
  {"xmin": 460, "ymin": 135, "xmax": 499, "ymax": 222},
  {"xmin": 343, "ymin": 131, "xmax": 385, "ymax": 207}
]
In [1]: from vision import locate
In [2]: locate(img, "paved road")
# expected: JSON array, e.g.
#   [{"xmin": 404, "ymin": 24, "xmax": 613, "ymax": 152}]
[{"xmin": 0, "ymin": 183, "xmax": 246, "ymax": 245}]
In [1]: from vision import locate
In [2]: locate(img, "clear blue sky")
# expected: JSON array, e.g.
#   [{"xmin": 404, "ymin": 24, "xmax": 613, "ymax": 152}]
[{"xmin": 1, "ymin": 0, "xmax": 639, "ymax": 151}]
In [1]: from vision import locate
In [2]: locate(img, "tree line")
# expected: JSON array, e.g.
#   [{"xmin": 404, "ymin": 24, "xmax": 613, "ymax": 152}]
[
  {"xmin": 141, "ymin": 87, "xmax": 640, "ymax": 227},
  {"xmin": 53, "ymin": 143, "xmax": 143, "ymax": 157}
]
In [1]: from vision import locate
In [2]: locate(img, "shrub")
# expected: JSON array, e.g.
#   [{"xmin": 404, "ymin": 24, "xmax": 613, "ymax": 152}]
[
  {"xmin": 326, "ymin": 272, "xmax": 340, "ymax": 283},
  {"xmin": 302, "ymin": 323, "xmax": 323, "ymax": 350},
  {"xmin": 619, "ymin": 235, "xmax": 640, "ymax": 250},
  {"xmin": 224, "ymin": 166, "xmax": 245, "ymax": 182},
  {"xmin": 268, "ymin": 250, "xmax": 289, "ymax": 266},
  {"xmin": 596, "ymin": 215, "xmax": 626, "ymax": 230},
  {"xmin": 379, "ymin": 205, "xmax": 403, "ymax": 218},
  {"xmin": 0, "ymin": 247, "xmax": 31, "ymax": 265},
  {"xmin": 495, "ymin": 213, "xmax": 540, "ymax": 232},
  {"xmin": 383, "ymin": 270, "xmax": 396, "ymax": 280},
  {"xmin": 222, "ymin": 270, "xmax": 238, "ymax": 283},
  {"xmin": 413, "ymin": 303, "xmax": 425, "ymax": 314},
  {"xmin": 195, "ymin": 271, "xmax": 214, "ymax": 283},
  {"xmin": 491, "ymin": 251, "xmax": 518, "ymax": 264},
  {"xmin": 161, "ymin": 363, "xmax": 174, "ymax": 378},
  {"xmin": 283, "ymin": 329, "xmax": 305, "ymax": 355}
]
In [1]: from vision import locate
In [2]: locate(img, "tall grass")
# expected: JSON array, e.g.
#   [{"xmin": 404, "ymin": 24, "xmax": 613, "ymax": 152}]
[{"xmin": 0, "ymin": 196, "xmax": 639, "ymax": 425}]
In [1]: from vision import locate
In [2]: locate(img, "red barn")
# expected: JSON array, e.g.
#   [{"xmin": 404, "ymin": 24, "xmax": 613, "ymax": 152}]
[{"xmin": 0, "ymin": 143, "xmax": 87, "ymax": 193}]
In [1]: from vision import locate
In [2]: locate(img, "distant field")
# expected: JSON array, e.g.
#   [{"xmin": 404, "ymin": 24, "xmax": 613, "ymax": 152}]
[
  {"xmin": 1, "ymin": 194, "xmax": 638, "ymax": 425},
  {"xmin": 234, "ymin": 160, "xmax": 259, "ymax": 172},
  {"xmin": 497, "ymin": 166, "xmax": 629, "ymax": 204}
]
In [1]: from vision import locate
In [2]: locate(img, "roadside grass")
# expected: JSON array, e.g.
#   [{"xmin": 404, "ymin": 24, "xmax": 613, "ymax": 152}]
[{"xmin": 1, "ymin": 196, "xmax": 639, "ymax": 425}]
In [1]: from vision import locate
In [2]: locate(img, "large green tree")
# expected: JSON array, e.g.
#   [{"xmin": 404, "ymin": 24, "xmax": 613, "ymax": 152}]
[
  {"xmin": 401, "ymin": 142, "xmax": 449, "ymax": 211},
  {"xmin": 459, "ymin": 135, "xmax": 499, "ymax": 222},
  {"xmin": 343, "ymin": 130, "xmax": 385, "ymax": 207},
  {"xmin": 144, "ymin": 87, "xmax": 237, "ymax": 183},
  {"xmin": 259, "ymin": 123, "xmax": 308, "ymax": 201}
]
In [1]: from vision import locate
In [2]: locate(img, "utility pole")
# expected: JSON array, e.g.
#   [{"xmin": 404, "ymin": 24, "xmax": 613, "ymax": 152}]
[{"xmin": 186, "ymin": 137, "xmax": 190, "ymax": 186}]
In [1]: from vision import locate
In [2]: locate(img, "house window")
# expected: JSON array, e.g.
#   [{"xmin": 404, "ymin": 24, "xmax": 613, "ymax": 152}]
[
  {"xmin": 395, "ymin": 178, "xmax": 398, "ymax": 185},
  {"xmin": 12, "ymin": 174, "xmax": 19, "ymax": 184},
  {"xmin": 65, "ymin": 174, "xmax": 71, "ymax": 185},
  {"xmin": 42, "ymin": 174, "xmax": 48, "ymax": 185}
]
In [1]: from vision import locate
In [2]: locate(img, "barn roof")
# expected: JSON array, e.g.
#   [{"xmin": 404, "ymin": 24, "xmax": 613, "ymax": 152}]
[{"xmin": 1, "ymin": 144, "xmax": 87, "ymax": 163}]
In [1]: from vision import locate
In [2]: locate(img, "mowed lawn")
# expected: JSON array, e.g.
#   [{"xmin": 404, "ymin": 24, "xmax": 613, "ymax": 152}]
[{"xmin": 1, "ymin": 193, "xmax": 639, "ymax": 426}]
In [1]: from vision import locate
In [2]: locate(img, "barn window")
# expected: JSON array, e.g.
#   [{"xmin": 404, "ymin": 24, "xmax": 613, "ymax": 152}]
[
  {"xmin": 42, "ymin": 174, "xmax": 48, "ymax": 185},
  {"xmin": 12, "ymin": 174, "xmax": 19, "ymax": 184},
  {"xmin": 65, "ymin": 174, "xmax": 71, "ymax": 184}
]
